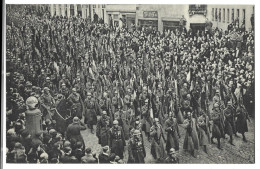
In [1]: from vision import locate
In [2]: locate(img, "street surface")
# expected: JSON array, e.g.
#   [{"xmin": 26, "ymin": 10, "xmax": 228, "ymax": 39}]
[{"xmin": 80, "ymin": 118, "xmax": 255, "ymax": 164}]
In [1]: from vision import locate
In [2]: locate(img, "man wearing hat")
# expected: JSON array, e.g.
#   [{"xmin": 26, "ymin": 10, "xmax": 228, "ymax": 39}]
[
  {"xmin": 211, "ymin": 102, "xmax": 225, "ymax": 149},
  {"xmin": 66, "ymin": 116, "xmax": 86, "ymax": 150},
  {"xmin": 150, "ymin": 118, "xmax": 166, "ymax": 162},
  {"xmin": 59, "ymin": 74, "xmax": 71, "ymax": 89},
  {"xmin": 96, "ymin": 111, "xmax": 111, "ymax": 146},
  {"xmin": 98, "ymin": 146, "xmax": 110, "ymax": 163},
  {"xmin": 81, "ymin": 147, "xmax": 98, "ymax": 163},
  {"xmin": 183, "ymin": 112, "xmax": 199, "ymax": 158},
  {"xmin": 108, "ymin": 120, "xmax": 126, "ymax": 159},
  {"xmin": 141, "ymin": 99, "xmax": 152, "ymax": 140},
  {"xmin": 128, "ymin": 129, "xmax": 146, "ymax": 163},
  {"xmin": 43, "ymin": 76, "xmax": 57, "ymax": 94},
  {"xmin": 223, "ymin": 101, "xmax": 236, "ymax": 146},
  {"xmin": 59, "ymin": 83, "xmax": 70, "ymax": 98},
  {"xmin": 37, "ymin": 69, "xmax": 46, "ymax": 88},
  {"xmin": 164, "ymin": 148, "xmax": 179, "ymax": 163},
  {"xmin": 39, "ymin": 87, "xmax": 55, "ymax": 121},
  {"xmin": 67, "ymin": 88, "xmax": 85, "ymax": 120},
  {"xmin": 20, "ymin": 129, "xmax": 32, "ymax": 154},
  {"xmin": 165, "ymin": 112, "xmax": 180, "ymax": 153},
  {"xmin": 84, "ymin": 92, "xmax": 98, "ymax": 134}
]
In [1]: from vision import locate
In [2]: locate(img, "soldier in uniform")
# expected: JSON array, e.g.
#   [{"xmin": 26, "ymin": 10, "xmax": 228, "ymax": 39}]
[
  {"xmin": 96, "ymin": 111, "xmax": 111, "ymax": 146},
  {"xmin": 108, "ymin": 120, "xmax": 126, "ymax": 159},
  {"xmin": 84, "ymin": 92, "xmax": 98, "ymax": 134},
  {"xmin": 128, "ymin": 130, "xmax": 146, "ymax": 163},
  {"xmin": 24, "ymin": 81, "xmax": 33, "ymax": 99},
  {"xmin": 59, "ymin": 83, "xmax": 70, "ymax": 98},
  {"xmin": 211, "ymin": 102, "xmax": 225, "ymax": 149},
  {"xmin": 236, "ymin": 105, "xmax": 249, "ymax": 142},
  {"xmin": 66, "ymin": 117, "xmax": 86, "ymax": 151},
  {"xmin": 39, "ymin": 87, "xmax": 55, "ymax": 121},
  {"xmin": 165, "ymin": 111, "xmax": 180, "ymax": 153},
  {"xmin": 183, "ymin": 112, "xmax": 199, "ymax": 158},
  {"xmin": 141, "ymin": 99, "xmax": 152, "ymax": 140},
  {"xmin": 59, "ymin": 74, "xmax": 71, "ymax": 89},
  {"xmin": 223, "ymin": 101, "xmax": 236, "ymax": 145},
  {"xmin": 197, "ymin": 112, "xmax": 211, "ymax": 153},
  {"xmin": 43, "ymin": 77, "xmax": 57, "ymax": 94},
  {"xmin": 164, "ymin": 148, "xmax": 179, "ymax": 164},
  {"xmin": 37, "ymin": 69, "xmax": 46, "ymax": 88},
  {"xmin": 67, "ymin": 88, "xmax": 84, "ymax": 120},
  {"xmin": 150, "ymin": 118, "xmax": 166, "ymax": 162}
]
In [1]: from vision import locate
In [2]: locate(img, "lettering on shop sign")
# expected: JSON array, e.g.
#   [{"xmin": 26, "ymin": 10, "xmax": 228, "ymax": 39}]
[{"xmin": 143, "ymin": 11, "xmax": 158, "ymax": 18}]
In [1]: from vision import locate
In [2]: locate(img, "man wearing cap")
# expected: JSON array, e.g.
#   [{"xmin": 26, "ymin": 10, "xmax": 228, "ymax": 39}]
[
  {"xmin": 67, "ymin": 88, "xmax": 85, "ymax": 120},
  {"xmin": 197, "ymin": 111, "xmax": 211, "ymax": 153},
  {"xmin": 128, "ymin": 130, "xmax": 146, "ymax": 163},
  {"xmin": 211, "ymin": 102, "xmax": 225, "ymax": 149},
  {"xmin": 39, "ymin": 87, "xmax": 55, "ymax": 121},
  {"xmin": 59, "ymin": 74, "xmax": 71, "ymax": 90},
  {"xmin": 165, "ymin": 112, "xmax": 180, "ymax": 153},
  {"xmin": 66, "ymin": 116, "xmax": 86, "ymax": 149},
  {"xmin": 43, "ymin": 76, "xmax": 57, "ymax": 94},
  {"xmin": 141, "ymin": 99, "xmax": 152, "ymax": 140},
  {"xmin": 98, "ymin": 146, "xmax": 110, "ymax": 163},
  {"xmin": 183, "ymin": 112, "xmax": 199, "ymax": 158},
  {"xmin": 84, "ymin": 92, "xmax": 98, "ymax": 133},
  {"xmin": 223, "ymin": 101, "xmax": 236, "ymax": 146},
  {"xmin": 59, "ymin": 83, "xmax": 70, "ymax": 98},
  {"xmin": 150, "ymin": 118, "xmax": 166, "ymax": 162},
  {"xmin": 164, "ymin": 148, "xmax": 179, "ymax": 163},
  {"xmin": 81, "ymin": 147, "xmax": 98, "ymax": 163},
  {"xmin": 24, "ymin": 81, "xmax": 33, "ymax": 99},
  {"xmin": 96, "ymin": 111, "xmax": 111, "ymax": 146},
  {"xmin": 108, "ymin": 120, "xmax": 126, "ymax": 159},
  {"xmin": 37, "ymin": 69, "xmax": 46, "ymax": 88}
]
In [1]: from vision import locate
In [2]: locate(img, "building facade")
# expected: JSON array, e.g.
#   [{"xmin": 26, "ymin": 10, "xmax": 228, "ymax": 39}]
[
  {"xmin": 207, "ymin": 5, "xmax": 254, "ymax": 31},
  {"xmin": 49, "ymin": 4, "xmax": 254, "ymax": 32},
  {"xmin": 105, "ymin": 4, "xmax": 136, "ymax": 28},
  {"xmin": 49, "ymin": 4, "xmax": 106, "ymax": 21}
]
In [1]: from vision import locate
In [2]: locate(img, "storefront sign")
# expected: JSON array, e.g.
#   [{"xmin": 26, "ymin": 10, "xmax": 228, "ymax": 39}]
[
  {"xmin": 189, "ymin": 9, "xmax": 207, "ymax": 16},
  {"xmin": 143, "ymin": 11, "xmax": 158, "ymax": 18}
]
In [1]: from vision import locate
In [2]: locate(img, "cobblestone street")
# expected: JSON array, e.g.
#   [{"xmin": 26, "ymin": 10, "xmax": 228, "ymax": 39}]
[{"xmin": 81, "ymin": 117, "xmax": 255, "ymax": 164}]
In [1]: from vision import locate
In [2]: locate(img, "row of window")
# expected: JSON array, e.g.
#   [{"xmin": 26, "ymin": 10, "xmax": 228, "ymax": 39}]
[
  {"xmin": 211, "ymin": 7, "xmax": 245, "ymax": 24},
  {"xmin": 53, "ymin": 4, "xmax": 106, "ymax": 10},
  {"xmin": 52, "ymin": 4, "xmax": 105, "ymax": 18}
]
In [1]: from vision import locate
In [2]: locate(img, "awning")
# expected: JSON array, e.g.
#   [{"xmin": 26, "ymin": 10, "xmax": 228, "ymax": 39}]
[
  {"xmin": 138, "ymin": 18, "xmax": 158, "ymax": 21},
  {"xmin": 161, "ymin": 17, "xmax": 181, "ymax": 22}
]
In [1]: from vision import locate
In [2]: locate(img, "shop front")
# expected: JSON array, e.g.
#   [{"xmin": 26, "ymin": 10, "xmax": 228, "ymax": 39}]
[
  {"xmin": 138, "ymin": 11, "xmax": 158, "ymax": 30},
  {"xmin": 162, "ymin": 18, "xmax": 181, "ymax": 31}
]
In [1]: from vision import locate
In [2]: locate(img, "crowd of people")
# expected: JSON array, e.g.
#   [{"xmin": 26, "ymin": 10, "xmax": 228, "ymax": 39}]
[{"xmin": 6, "ymin": 5, "xmax": 254, "ymax": 164}]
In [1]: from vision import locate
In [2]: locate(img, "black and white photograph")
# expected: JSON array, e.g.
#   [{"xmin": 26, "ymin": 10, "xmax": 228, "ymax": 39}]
[{"xmin": 3, "ymin": 0, "xmax": 256, "ymax": 165}]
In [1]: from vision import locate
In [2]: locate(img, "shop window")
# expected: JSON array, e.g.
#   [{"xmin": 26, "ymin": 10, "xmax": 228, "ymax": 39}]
[
  {"xmin": 215, "ymin": 8, "xmax": 218, "ymax": 21},
  {"xmin": 223, "ymin": 8, "xmax": 225, "ymax": 22},
  {"xmin": 114, "ymin": 14, "xmax": 119, "ymax": 19},
  {"xmin": 243, "ymin": 9, "xmax": 246, "ymax": 23},
  {"xmin": 232, "ymin": 8, "xmax": 234, "ymax": 22},
  {"xmin": 212, "ymin": 8, "xmax": 214, "ymax": 20},
  {"xmin": 227, "ymin": 8, "xmax": 230, "ymax": 23},
  {"xmin": 70, "ymin": 5, "xmax": 74, "ymax": 16},
  {"xmin": 219, "ymin": 8, "xmax": 221, "ymax": 22}
]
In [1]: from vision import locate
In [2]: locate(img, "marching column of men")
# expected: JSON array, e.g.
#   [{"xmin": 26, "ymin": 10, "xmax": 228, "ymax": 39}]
[{"xmin": 6, "ymin": 5, "xmax": 254, "ymax": 163}]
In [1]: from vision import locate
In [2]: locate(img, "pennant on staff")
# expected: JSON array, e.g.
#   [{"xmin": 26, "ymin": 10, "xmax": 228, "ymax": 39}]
[
  {"xmin": 150, "ymin": 108, "xmax": 154, "ymax": 119},
  {"xmin": 186, "ymin": 69, "xmax": 191, "ymax": 82},
  {"xmin": 53, "ymin": 61, "xmax": 59, "ymax": 73},
  {"xmin": 92, "ymin": 60, "xmax": 97, "ymax": 72}
]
